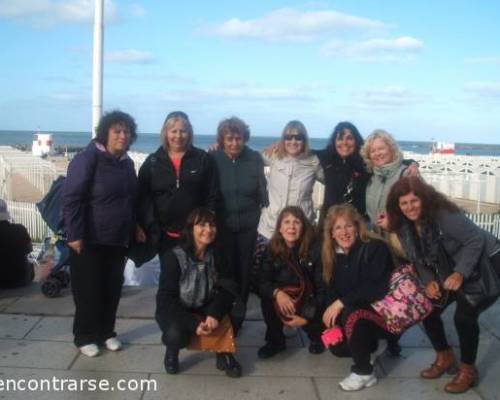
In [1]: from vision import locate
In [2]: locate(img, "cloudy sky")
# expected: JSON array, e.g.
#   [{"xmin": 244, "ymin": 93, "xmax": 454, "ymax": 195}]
[{"xmin": 1, "ymin": 0, "xmax": 499, "ymax": 143}]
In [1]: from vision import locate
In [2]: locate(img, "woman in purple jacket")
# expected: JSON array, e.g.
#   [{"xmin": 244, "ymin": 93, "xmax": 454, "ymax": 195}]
[{"xmin": 62, "ymin": 110, "xmax": 138, "ymax": 357}]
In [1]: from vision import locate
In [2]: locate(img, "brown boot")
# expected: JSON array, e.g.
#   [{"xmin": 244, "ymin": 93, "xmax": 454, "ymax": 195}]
[
  {"xmin": 420, "ymin": 348, "xmax": 456, "ymax": 379},
  {"xmin": 444, "ymin": 363, "xmax": 478, "ymax": 394}
]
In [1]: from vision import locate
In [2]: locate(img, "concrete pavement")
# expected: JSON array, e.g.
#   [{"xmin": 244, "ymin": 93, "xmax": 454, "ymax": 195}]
[{"xmin": 1, "ymin": 284, "xmax": 499, "ymax": 400}]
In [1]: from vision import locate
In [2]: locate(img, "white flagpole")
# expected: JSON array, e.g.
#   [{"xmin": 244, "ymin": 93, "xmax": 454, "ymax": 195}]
[{"xmin": 92, "ymin": 0, "xmax": 104, "ymax": 138}]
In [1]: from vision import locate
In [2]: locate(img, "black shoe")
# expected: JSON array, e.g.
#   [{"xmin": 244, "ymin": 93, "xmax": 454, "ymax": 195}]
[
  {"xmin": 308, "ymin": 341, "xmax": 325, "ymax": 355},
  {"xmin": 387, "ymin": 340, "xmax": 402, "ymax": 357},
  {"xmin": 164, "ymin": 348, "xmax": 179, "ymax": 374},
  {"xmin": 257, "ymin": 343, "xmax": 286, "ymax": 359},
  {"xmin": 216, "ymin": 353, "xmax": 242, "ymax": 378}
]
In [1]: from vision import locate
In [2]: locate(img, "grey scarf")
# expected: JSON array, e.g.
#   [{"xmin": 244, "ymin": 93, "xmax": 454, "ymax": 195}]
[{"xmin": 173, "ymin": 246, "xmax": 217, "ymax": 309}]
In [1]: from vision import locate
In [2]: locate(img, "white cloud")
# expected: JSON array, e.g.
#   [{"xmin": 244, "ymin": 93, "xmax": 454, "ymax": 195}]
[
  {"xmin": 321, "ymin": 36, "xmax": 423, "ymax": 62},
  {"xmin": 205, "ymin": 8, "xmax": 385, "ymax": 42},
  {"xmin": 49, "ymin": 91, "xmax": 87, "ymax": 102},
  {"xmin": 105, "ymin": 49, "xmax": 155, "ymax": 64},
  {"xmin": 464, "ymin": 56, "xmax": 500, "ymax": 65},
  {"xmin": 463, "ymin": 82, "xmax": 500, "ymax": 98},
  {"xmin": 160, "ymin": 84, "xmax": 318, "ymax": 104},
  {"xmin": 130, "ymin": 3, "xmax": 145, "ymax": 17},
  {"xmin": 0, "ymin": 0, "xmax": 117, "ymax": 27},
  {"xmin": 352, "ymin": 86, "xmax": 423, "ymax": 108}
]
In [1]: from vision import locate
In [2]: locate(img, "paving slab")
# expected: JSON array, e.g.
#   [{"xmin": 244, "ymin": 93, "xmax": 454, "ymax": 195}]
[
  {"xmin": 71, "ymin": 344, "xmax": 165, "ymax": 374},
  {"xmin": 144, "ymin": 374, "xmax": 317, "ymax": 400},
  {"xmin": 236, "ymin": 320, "xmax": 303, "ymax": 348},
  {"xmin": 0, "ymin": 296, "xmax": 20, "ymax": 312},
  {"xmin": 473, "ymin": 341, "xmax": 500, "ymax": 400},
  {"xmin": 0, "ymin": 315, "xmax": 41, "ymax": 339},
  {"xmin": 0, "ymin": 367, "xmax": 148, "ymax": 400},
  {"xmin": 0, "ymin": 339, "xmax": 76, "ymax": 369},
  {"xmin": 3, "ymin": 291, "xmax": 75, "ymax": 316},
  {"xmin": 116, "ymin": 288, "xmax": 156, "ymax": 318},
  {"xmin": 25, "ymin": 317, "xmax": 163, "ymax": 345},
  {"xmin": 480, "ymin": 301, "xmax": 500, "ymax": 340},
  {"xmin": 315, "ymin": 377, "xmax": 482, "ymax": 400}
]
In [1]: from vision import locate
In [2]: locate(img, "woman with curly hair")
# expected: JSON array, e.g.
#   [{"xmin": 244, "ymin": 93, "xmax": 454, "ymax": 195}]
[
  {"xmin": 62, "ymin": 110, "xmax": 138, "ymax": 357},
  {"xmin": 382, "ymin": 176, "xmax": 500, "ymax": 394}
]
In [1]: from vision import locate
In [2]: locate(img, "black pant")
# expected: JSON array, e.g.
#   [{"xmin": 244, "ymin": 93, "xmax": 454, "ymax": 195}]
[
  {"xmin": 260, "ymin": 296, "xmax": 322, "ymax": 346},
  {"xmin": 220, "ymin": 228, "xmax": 257, "ymax": 306},
  {"xmin": 330, "ymin": 306, "xmax": 395, "ymax": 375},
  {"xmin": 70, "ymin": 244, "xmax": 126, "ymax": 347},
  {"xmin": 422, "ymin": 293, "xmax": 493, "ymax": 364},
  {"xmin": 161, "ymin": 311, "xmax": 200, "ymax": 350}
]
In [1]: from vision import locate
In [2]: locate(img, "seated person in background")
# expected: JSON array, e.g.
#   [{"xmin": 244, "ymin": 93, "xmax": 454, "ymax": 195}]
[
  {"xmin": 0, "ymin": 199, "xmax": 34, "ymax": 289},
  {"xmin": 256, "ymin": 206, "xmax": 324, "ymax": 359},
  {"xmin": 155, "ymin": 207, "xmax": 242, "ymax": 378},
  {"xmin": 316, "ymin": 204, "xmax": 396, "ymax": 392}
]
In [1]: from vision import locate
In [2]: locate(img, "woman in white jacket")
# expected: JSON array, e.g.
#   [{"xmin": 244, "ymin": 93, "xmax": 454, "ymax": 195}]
[{"xmin": 254, "ymin": 121, "xmax": 324, "ymax": 264}]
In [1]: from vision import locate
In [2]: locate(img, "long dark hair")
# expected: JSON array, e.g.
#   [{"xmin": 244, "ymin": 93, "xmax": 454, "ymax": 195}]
[
  {"xmin": 269, "ymin": 206, "xmax": 314, "ymax": 261},
  {"xmin": 386, "ymin": 176, "xmax": 460, "ymax": 231},
  {"xmin": 180, "ymin": 207, "xmax": 217, "ymax": 254},
  {"xmin": 327, "ymin": 121, "xmax": 364, "ymax": 156}
]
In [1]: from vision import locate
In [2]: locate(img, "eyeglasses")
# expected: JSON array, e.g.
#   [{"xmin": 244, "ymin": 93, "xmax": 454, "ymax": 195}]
[{"xmin": 283, "ymin": 133, "xmax": 305, "ymax": 142}]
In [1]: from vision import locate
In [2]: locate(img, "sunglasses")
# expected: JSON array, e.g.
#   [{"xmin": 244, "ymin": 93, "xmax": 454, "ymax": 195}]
[{"xmin": 283, "ymin": 133, "xmax": 306, "ymax": 142}]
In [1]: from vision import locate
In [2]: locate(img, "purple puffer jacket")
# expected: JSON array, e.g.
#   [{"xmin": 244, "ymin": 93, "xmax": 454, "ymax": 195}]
[{"xmin": 61, "ymin": 141, "xmax": 137, "ymax": 247}]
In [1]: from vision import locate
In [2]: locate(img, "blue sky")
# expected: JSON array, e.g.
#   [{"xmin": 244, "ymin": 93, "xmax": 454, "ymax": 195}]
[{"xmin": 1, "ymin": 0, "xmax": 500, "ymax": 143}]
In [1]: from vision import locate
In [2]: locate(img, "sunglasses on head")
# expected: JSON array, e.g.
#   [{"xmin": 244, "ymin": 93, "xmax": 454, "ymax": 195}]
[{"xmin": 283, "ymin": 133, "xmax": 306, "ymax": 142}]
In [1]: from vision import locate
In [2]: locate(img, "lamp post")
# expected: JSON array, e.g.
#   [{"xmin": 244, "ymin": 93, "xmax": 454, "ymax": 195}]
[{"xmin": 92, "ymin": 0, "xmax": 104, "ymax": 138}]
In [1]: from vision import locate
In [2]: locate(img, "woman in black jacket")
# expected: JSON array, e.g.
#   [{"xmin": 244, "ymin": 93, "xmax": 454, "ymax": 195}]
[
  {"xmin": 136, "ymin": 111, "xmax": 218, "ymax": 261},
  {"xmin": 212, "ymin": 117, "xmax": 268, "ymax": 320},
  {"xmin": 383, "ymin": 176, "xmax": 500, "ymax": 394},
  {"xmin": 317, "ymin": 204, "xmax": 395, "ymax": 391},
  {"xmin": 315, "ymin": 122, "xmax": 369, "ymax": 226},
  {"xmin": 256, "ymin": 206, "xmax": 324, "ymax": 359},
  {"xmin": 62, "ymin": 110, "xmax": 138, "ymax": 357},
  {"xmin": 155, "ymin": 208, "xmax": 242, "ymax": 377}
]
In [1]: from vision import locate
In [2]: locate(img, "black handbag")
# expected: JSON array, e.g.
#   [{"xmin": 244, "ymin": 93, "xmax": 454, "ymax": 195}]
[{"xmin": 437, "ymin": 240, "xmax": 500, "ymax": 308}]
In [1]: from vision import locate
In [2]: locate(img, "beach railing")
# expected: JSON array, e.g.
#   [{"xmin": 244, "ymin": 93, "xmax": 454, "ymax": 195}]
[
  {"xmin": 5, "ymin": 198, "xmax": 500, "ymax": 242},
  {"xmin": 6, "ymin": 200, "xmax": 51, "ymax": 242},
  {"xmin": 0, "ymin": 147, "xmax": 58, "ymax": 200},
  {"xmin": 466, "ymin": 212, "xmax": 500, "ymax": 237}
]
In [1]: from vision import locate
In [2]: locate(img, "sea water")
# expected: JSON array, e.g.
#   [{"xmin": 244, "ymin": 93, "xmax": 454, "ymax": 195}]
[{"xmin": 1, "ymin": 130, "xmax": 499, "ymax": 156}]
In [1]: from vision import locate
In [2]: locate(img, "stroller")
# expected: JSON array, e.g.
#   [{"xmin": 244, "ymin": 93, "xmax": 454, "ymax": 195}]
[{"xmin": 36, "ymin": 176, "xmax": 71, "ymax": 298}]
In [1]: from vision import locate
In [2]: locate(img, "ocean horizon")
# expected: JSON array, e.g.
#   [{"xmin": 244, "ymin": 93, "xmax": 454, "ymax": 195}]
[{"xmin": 1, "ymin": 129, "xmax": 500, "ymax": 157}]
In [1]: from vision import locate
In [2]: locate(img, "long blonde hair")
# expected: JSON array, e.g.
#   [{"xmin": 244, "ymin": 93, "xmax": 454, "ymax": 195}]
[{"xmin": 321, "ymin": 204, "xmax": 373, "ymax": 283}]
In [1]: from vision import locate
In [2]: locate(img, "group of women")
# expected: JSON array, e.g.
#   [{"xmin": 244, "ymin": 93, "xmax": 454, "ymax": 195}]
[{"xmin": 62, "ymin": 110, "xmax": 500, "ymax": 393}]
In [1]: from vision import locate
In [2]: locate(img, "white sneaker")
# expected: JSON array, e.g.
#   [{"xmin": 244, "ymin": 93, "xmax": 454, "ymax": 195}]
[
  {"xmin": 105, "ymin": 337, "xmax": 122, "ymax": 351},
  {"xmin": 79, "ymin": 344, "xmax": 100, "ymax": 357},
  {"xmin": 339, "ymin": 372, "xmax": 377, "ymax": 391}
]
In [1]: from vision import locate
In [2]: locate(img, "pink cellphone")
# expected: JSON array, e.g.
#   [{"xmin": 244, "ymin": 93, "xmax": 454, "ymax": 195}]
[{"xmin": 321, "ymin": 326, "xmax": 343, "ymax": 348}]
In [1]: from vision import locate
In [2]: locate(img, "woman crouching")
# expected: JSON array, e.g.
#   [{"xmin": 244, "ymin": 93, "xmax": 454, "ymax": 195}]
[
  {"xmin": 256, "ymin": 206, "xmax": 324, "ymax": 359},
  {"xmin": 155, "ymin": 208, "xmax": 242, "ymax": 378},
  {"xmin": 318, "ymin": 204, "xmax": 396, "ymax": 391}
]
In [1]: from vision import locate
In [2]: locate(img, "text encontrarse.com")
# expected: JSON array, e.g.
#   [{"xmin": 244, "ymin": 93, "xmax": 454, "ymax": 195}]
[{"xmin": 0, "ymin": 377, "xmax": 158, "ymax": 392}]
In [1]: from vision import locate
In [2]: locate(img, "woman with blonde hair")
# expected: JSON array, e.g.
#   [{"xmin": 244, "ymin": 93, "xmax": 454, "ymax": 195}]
[
  {"xmin": 316, "ymin": 204, "xmax": 396, "ymax": 391},
  {"xmin": 361, "ymin": 129, "xmax": 418, "ymax": 231},
  {"xmin": 136, "ymin": 111, "xmax": 218, "ymax": 264},
  {"xmin": 254, "ymin": 121, "xmax": 323, "ymax": 268}
]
